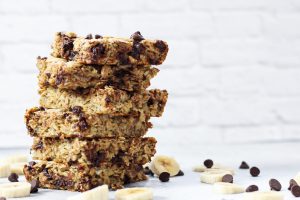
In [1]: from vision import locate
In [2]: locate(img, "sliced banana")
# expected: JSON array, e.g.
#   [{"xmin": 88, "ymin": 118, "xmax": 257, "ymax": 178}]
[
  {"xmin": 243, "ymin": 191, "xmax": 283, "ymax": 200},
  {"xmin": 193, "ymin": 165, "xmax": 206, "ymax": 172},
  {"xmin": 10, "ymin": 162, "xmax": 26, "ymax": 175},
  {"xmin": 115, "ymin": 187, "xmax": 153, "ymax": 200},
  {"xmin": 0, "ymin": 182, "xmax": 31, "ymax": 198},
  {"xmin": 150, "ymin": 155, "xmax": 180, "ymax": 176},
  {"xmin": 2, "ymin": 154, "xmax": 28, "ymax": 164},
  {"xmin": 193, "ymin": 163, "xmax": 235, "ymax": 174},
  {"xmin": 213, "ymin": 182, "xmax": 244, "ymax": 194},
  {"xmin": 200, "ymin": 169, "xmax": 233, "ymax": 184},
  {"xmin": 67, "ymin": 185, "xmax": 108, "ymax": 200},
  {"xmin": 0, "ymin": 163, "xmax": 11, "ymax": 178}
]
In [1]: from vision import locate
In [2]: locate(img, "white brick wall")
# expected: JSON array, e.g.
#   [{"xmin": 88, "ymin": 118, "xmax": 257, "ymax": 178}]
[{"xmin": 0, "ymin": 0, "xmax": 300, "ymax": 148}]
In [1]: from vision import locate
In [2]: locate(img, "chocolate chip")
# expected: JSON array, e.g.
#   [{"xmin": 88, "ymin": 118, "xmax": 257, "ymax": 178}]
[
  {"xmin": 62, "ymin": 38, "xmax": 74, "ymax": 58},
  {"xmin": 85, "ymin": 151, "xmax": 105, "ymax": 166},
  {"xmin": 239, "ymin": 161, "xmax": 250, "ymax": 169},
  {"xmin": 222, "ymin": 174, "xmax": 233, "ymax": 183},
  {"xmin": 246, "ymin": 185, "xmax": 259, "ymax": 192},
  {"xmin": 292, "ymin": 185, "xmax": 300, "ymax": 197},
  {"xmin": 71, "ymin": 106, "xmax": 83, "ymax": 115},
  {"xmin": 269, "ymin": 179, "xmax": 282, "ymax": 191},
  {"xmin": 159, "ymin": 172, "xmax": 170, "ymax": 182},
  {"xmin": 77, "ymin": 117, "xmax": 89, "ymax": 131},
  {"xmin": 95, "ymin": 34, "xmax": 102, "ymax": 39},
  {"xmin": 0, "ymin": 197, "xmax": 6, "ymax": 200},
  {"xmin": 55, "ymin": 74, "xmax": 64, "ymax": 85},
  {"xmin": 30, "ymin": 179, "xmax": 39, "ymax": 193},
  {"xmin": 118, "ymin": 53, "xmax": 129, "ymax": 65},
  {"xmin": 43, "ymin": 168, "xmax": 52, "ymax": 179},
  {"xmin": 34, "ymin": 140, "xmax": 43, "ymax": 150},
  {"xmin": 8, "ymin": 173, "xmax": 19, "ymax": 182},
  {"xmin": 148, "ymin": 58, "xmax": 160, "ymax": 65},
  {"xmin": 154, "ymin": 40, "xmax": 167, "ymax": 53},
  {"xmin": 289, "ymin": 179, "xmax": 298, "ymax": 190},
  {"xmin": 143, "ymin": 167, "xmax": 154, "ymax": 176},
  {"xmin": 131, "ymin": 43, "xmax": 145, "ymax": 59},
  {"xmin": 130, "ymin": 31, "xmax": 144, "ymax": 42},
  {"xmin": 28, "ymin": 161, "xmax": 36, "ymax": 167},
  {"xmin": 39, "ymin": 106, "xmax": 45, "ymax": 111},
  {"xmin": 45, "ymin": 73, "xmax": 51, "ymax": 78},
  {"xmin": 250, "ymin": 167, "xmax": 260, "ymax": 177},
  {"xmin": 91, "ymin": 44, "xmax": 105, "ymax": 60},
  {"xmin": 85, "ymin": 34, "xmax": 93, "ymax": 39},
  {"xmin": 176, "ymin": 170, "xmax": 184, "ymax": 176},
  {"xmin": 105, "ymin": 97, "xmax": 111, "ymax": 104},
  {"xmin": 203, "ymin": 159, "xmax": 213, "ymax": 168}
]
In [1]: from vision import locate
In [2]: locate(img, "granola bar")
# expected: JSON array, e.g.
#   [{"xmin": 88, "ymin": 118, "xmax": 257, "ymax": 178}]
[
  {"xmin": 25, "ymin": 107, "xmax": 152, "ymax": 138},
  {"xmin": 23, "ymin": 161, "xmax": 146, "ymax": 191},
  {"xmin": 51, "ymin": 32, "xmax": 168, "ymax": 65},
  {"xmin": 31, "ymin": 137, "xmax": 156, "ymax": 167},
  {"xmin": 39, "ymin": 87, "xmax": 168, "ymax": 116},
  {"xmin": 37, "ymin": 56, "xmax": 159, "ymax": 91}
]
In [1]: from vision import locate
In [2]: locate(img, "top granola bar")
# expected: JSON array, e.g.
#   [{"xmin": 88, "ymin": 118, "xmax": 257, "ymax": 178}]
[{"xmin": 51, "ymin": 31, "xmax": 169, "ymax": 65}]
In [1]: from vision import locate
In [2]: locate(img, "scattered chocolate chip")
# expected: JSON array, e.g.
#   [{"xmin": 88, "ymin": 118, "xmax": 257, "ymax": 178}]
[
  {"xmin": 292, "ymin": 185, "xmax": 300, "ymax": 197},
  {"xmin": 143, "ymin": 167, "xmax": 154, "ymax": 176},
  {"xmin": 250, "ymin": 166, "xmax": 260, "ymax": 177},
  {"xmin": 55, "ymin": 74, "xmax": 64, "ymax": 85},
  {"xmin": 154, "ymin": 40, "xmax": 167, "ymax": 53},
  {"xmin": 62, "ymin": 38, "xmax": 74, "ymax": 58},
  {"xmin": 45, "ymin": 73, "xmax": 51, "ymax": 78},
  {"xmin": 130, "ymin": 31, "xmax": 144, "ymax": 42},
  {"xmin": 105, "ymin": 97, "xmax": 111, "ymax": 104},
  {"xmin": 95, "ymin": 34, "xmax": 102, "ymax": 39},
  {"xmin": 8, "ymin": 173, "xmax": 19, "ymax": 182},
  {"xmin": 43, "ymin": 168, "xmax": 52, "ymax": 179},
  {"xmin": 118, "ymin": 53, "xmax": 129, "ymax": 65},
  {"xmin": 289, "ymin": 179, "xmax": 298, "ymax": 190},
  {"xmin": 91, "ymin": 44, "xmax": 105, "ymax": 60},
  {"xmin": 159, "ymin": 172, "xmax": 170, "ymax": 182},
  {"xmin": 222, "ymin": 174, "xmax": 233, "ymax": 183},
  {"xmin": 71, "ymin": 106, "xmax": 83, "ymax": 115},
  {"xmin": 176, "ymin": 170, "xmax": 184, "ymax": 176},
  {"xmin": 203, "ymin": 159, "xmax": 213, "ymax": 168},
  {"xmin": 39, "ymin": 106, "xmax": 45, "ymax": 111},
  {"xmin": 246, "ymin": 185, "xmax": 259, "ymax": 192},
  {"xmin": 269, "ymin": 178, "xmax": 282, "ymax": 191},
  {"xmin": 131, "ymin": 43, "xmax": 145, "ymax": 59},
  {"xmin": 30, "ymin": 179, "xmax": 39, "ymax": 193},
  {"xmin": 239, "ymin": 161, "xmax": 250, "ymax": 169},
  {"xmin": 85, "ymin": 34, "xmax": 93, "ymax": 39},
  {"xmin": 34, "ymin": 140, "xmax": 43, "ymax": 150},
  {"xmin": 0, "ymin": 197, "xmax": 6, "ymax": 200},
  {"xmin": 77, "ymin": 117, "xmax": 89, "ymax": 131}
]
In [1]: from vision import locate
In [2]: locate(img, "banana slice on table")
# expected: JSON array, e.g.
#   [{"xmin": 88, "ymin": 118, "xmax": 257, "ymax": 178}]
[
  {"xmin": 0, "ymin": 163, "xmax": 11, "ymax": 178},
  {"xmin": 243, "ymin": 191, "xmax": 283, "ymax": 200},
  {"xmin": 201, "ymin": 169, "xmax": 233, "ymax": 184},
  {"xmin": 150, "ymin": 155, "xmax": 180, "ymax": 176},
  {"xmin": 193, "ymin": 165, "xmax": 206, "ymax": 172},
  {"xmin": 213, "ymin": 182, "xmax": 244, "ymax": 194},
  {"xmin": 67, "ymin": 185, "xmax": 108, "ymax": 200},
  {"xmin": 193, "ymin": 163, "xmax": 235, "ymax": 174},
  {"xmin": 2, "ymin": 154, "xmax": 28, "ymax": 164},
  {"xmin": 0, "ymin": 182, "xmax": 31, "ymax": 198},
  {"xmin": 115, "ymin": 187, "xmax": 153, "ymax": 200},
  {"xmin": 10, "ymin": 162, "xmax": 27, "ymax": 175}
]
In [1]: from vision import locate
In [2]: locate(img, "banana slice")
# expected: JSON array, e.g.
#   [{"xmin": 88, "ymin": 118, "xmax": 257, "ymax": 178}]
[
  {"xmin": 0, "ymin": 163, "xmax": 11, "ymax": 178},
  {"xmin": 193, "ymin": 165, "xmax": 206, "ymax": 172},
  {"xmin": 193, "ymin": 164, "xmax": 235, "ymax": 174},
  {"xmin": 10, "ymin": 162, "xmax": 26, "ymax": 175},
  {"xmin": 2, "ymin": 154, "xmax": 28, "ymax": 164},
  {"xmin": 201, "ymin": 169, "xmax": 233, "ymax": 184},
  {"xmin": 213, "ymin": 182, "xmax": 244, "ymax": 194},
  {"xmin": 243, "ymin": 191, "xmax": 283, "ymax": 200},
  {"xmin": 115, "ymin": 187, "xmax": 153, "ymax": 200},
  {"xmin": 150, "ymin": 155, "xmax": 180, "ymax": 176},
  {"xmin": 0, "ymin": 182, "xmax": 31, "ymax": 198},
  {"xmin": 67, "ymin": 185, "xmax": 108, "ymax": 200}
]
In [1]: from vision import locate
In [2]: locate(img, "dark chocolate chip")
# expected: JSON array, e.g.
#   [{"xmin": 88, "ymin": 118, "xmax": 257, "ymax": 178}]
[
  {"xmin": 43, "ymin": 168, "xmax": 52, "ymax": 179},
  {"xmin": 85, "ymin": 151, "xmax": 105, "ymax": 166},
  {"xmin": 203, "ymin": 159, "xmax": 213, "ymax": 168},
  {"xmin": 176, "ymin": 170, "xmax": 184, "ymax": 176},
  {"xmin": 239, "ymin": 161, "xmax": 250, "ymax": 169},
  {"xmin": 8, "ymin": 173, "xmax": 19, "ymax": 182},
  {"xmin": 95, "ymin": 34, "xmax": 102, "ymax": 39},
  {"xmin": 91, "ymin": 44, "xmax": 105, "ymax": 60},
  {"xmin": 55, "ymin": 74, "xmax": 64, "ymax": 85},
  {"xmin": 28, "ymin": 161, "xmax": 36, "ymax": 167},
  {"xmin": 71, "ymin": 106, "xmax": 83, "ymax": 115},
  {"xmin": 62, "ymin": 38, "xmax": 74, "ymax": 58},
  {"xmin": 222, "ymin": 174, "xmax": 233, "ymax": 183},
  {"xmin": 250, "ymin": 167, "xmax": 260, "ymax": 177},
  {"xmin": 246, "ymin": 185, "xmax": 259, "ymax": 192},
  {"xmin": 269, "ymin": 179, "xmax": 282, "ymax": 191},
  {"xmin": 148, "ymin": 58, "xmax": 160, "ymax": 65},
  {"xmin": 105, "ymin": 97, "xmax": 111, "ymax": 104},
  {"xmin": 131, "ymin": 43, "xmax": 145, "ymax": 59},
  {"xmin": 288, "ymin": 179, "xmax": 298, "ymax": 190},
  {"xmin": 130, "ymin": 31, "xmax": 144, "ymax": 42},
  {"xmin": 154, "ymin": 40, "xmax": 167, "ymax": 53},
  {"xmin": 118, "ymin": 53, "xmax": 129, "ymax": 65},
  {"xmin": 85, "ymin": 34, "xmax": 93, "ymax": 39},
  {"xmin": 45, "ymin": 73, "xmax": 51, "ymax": 78},
  {"xmin": 159, "ymin": 172, "xmax": 170, "ymax": 182},
  {"xmin": 77, "ymin": 117, "xmax": 89, "ymax": 131},
  {"xmin": 30, "ymin": 179, "xmax": 39, "ymax": 193},
  {"xmin": 143, "ymin": 167, "xmax": 154, "ymax": 176},
  {"xmin": 292, "ymin": 185, "xmax": 300, "ymax": 197},
  {"xmin": 39, "ymin": 106, "xmax": 45, "ymax": 111},
  {"xmin": 0, "ymin": 197, "xmax": 6, "ymax": 200},
  {"xmin": 34, "ymin": 140, "xmax": 43, "ymax": 150}
]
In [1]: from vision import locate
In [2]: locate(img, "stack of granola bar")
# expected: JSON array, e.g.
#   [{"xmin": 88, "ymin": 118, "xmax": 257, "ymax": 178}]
[{"xmin": 23, "ymin": 31, "xmax": 168, "ymax": 191}]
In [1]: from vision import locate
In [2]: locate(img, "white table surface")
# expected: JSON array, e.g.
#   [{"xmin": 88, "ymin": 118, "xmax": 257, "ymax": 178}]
[{"xmin": 1, "ymin": 142, "xmax": 300, "ymax": 200}]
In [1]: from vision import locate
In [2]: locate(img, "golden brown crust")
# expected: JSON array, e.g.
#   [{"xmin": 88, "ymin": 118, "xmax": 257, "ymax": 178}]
[
  {"xmin": 51, "ymin": 32, "xmax": 168, "ymax": 65},
  {"xmin": 37, "ymin": 56, "xmax": 159, "ymax": 91}
]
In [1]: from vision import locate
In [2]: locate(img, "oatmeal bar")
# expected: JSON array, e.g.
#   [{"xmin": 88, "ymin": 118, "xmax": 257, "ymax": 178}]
[
  {"xmin": 39, "ymin": 87, "xmax": 168, "ymax": 117},
  {"xmin": 51, "ymin": 32, "xmax": 168, "ymax": 65},
  {"xmin": 31, "ymin": 137, "xmax": 156, "ymax": 167},
  {"xmin": 37, "ymin": 56, "xmax": 159, "ymax": 91},
  {"xmin": 25, "ymin": 107, "xmax": 151, "ymax": 138},
  {"xmin": 24, "ymin": 161, "xmax": 146, "ymax": 191}
]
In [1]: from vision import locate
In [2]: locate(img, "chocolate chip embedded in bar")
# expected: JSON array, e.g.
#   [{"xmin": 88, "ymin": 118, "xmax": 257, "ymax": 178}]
[
  {"xmin": 51, "ymin": 32, "xmax": 168, "ymax": 65},
  {"xmin": 37, "ymin": 56, "xmax": 159, "ymax": 91}
]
